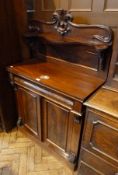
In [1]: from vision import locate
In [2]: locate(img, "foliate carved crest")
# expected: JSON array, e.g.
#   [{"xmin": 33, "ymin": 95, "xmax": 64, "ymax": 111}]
[
  {"xmin": 27, "ymin": 9, "xmax": 112, "ymax": 44},
  {"xmin": 52, "ymin": 9, "xmax": 73, "ymax": 35}
]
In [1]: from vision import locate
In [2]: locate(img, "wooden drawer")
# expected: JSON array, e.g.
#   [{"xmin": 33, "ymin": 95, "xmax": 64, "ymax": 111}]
[
  {"xmin": 13, "ymin": 75, "xmax": 83, "ymax": 114},
  {"xmin": 78, "ymin": 148, "xmax": 118, "ymax": 175}
]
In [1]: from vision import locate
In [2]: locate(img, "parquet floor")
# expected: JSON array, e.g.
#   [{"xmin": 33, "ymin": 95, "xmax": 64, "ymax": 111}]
[{"xmin": 0, "ymin": 128, "xmax": 77, "ymax": 175}]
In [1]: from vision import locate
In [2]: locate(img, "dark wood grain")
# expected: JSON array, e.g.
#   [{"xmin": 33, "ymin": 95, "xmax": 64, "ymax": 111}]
[
  {"xmin": 16, "ymin": 87, "xmax": 41, "ymax": 139},
  {"xmin": 24, "ymin": 16, "xmax": 112, "ymax": 75},
  {"xmin": 12, "ymin": 0, "xmax": 30, "ymax": 60},
  {"xmin": 43, "ymin": 99, "xmax": 69, "ymax": 150},
  {"xmin": 0, "ymin": 0, "xmax": 22, "ymax": 131},
  {"xmin": 8, "ymin": 61, "xmax": 105, "ymax": 101}
]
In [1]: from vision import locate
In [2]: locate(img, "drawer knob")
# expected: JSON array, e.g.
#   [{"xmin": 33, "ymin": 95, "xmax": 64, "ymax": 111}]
[
  {"xmin": 74, "ymin": 115, "xmax": 81, "ymax": 124},
  {"xmin": 67, "ymin": 152, "xmax": 77, "ymax": 164},
  {"xmin": 17, "ymin": 117, "xmax": 23, "ymax": 127}
]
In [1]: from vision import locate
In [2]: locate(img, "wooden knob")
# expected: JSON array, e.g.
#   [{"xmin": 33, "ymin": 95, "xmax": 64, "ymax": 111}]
[
  {"xmin": 17, "ymin": 117, "xmax": 23, "ymax": 127},
  {"xmin": 74, "ymin": 115, "xmax": 81, "ymax": 124}
]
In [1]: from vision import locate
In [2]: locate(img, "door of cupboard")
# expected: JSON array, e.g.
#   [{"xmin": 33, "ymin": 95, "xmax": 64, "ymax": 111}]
[
  {"xmin": 16, "ymin": 86, "xmax": 41, "ymax": 139},
  {"xmin": 42, "ymin": 98, "xmax": 82, "ymax": 164}
]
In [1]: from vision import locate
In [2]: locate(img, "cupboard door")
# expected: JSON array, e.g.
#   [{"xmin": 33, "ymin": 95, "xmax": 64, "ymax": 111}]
[
  {"xmin": 43, "ymin": 99, "xmax": 69, "ymax": 150},
  {"xmin": 16, "ymin": 86, "xmax": 41, "ymax": 139},
  {"xmin": 42, "ymin": 99, "xmax": 82, "ymax": 164}
]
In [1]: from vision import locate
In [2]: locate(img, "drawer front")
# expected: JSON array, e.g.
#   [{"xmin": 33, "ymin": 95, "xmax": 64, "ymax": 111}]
[
  {"xmin": 13, "ymin": 75, "xmax": 83, "ymax": 114},
  {"xmin": 82, "ymin": 109, "xmax": 118, "ymax": 166},
  {"xmin": 78, "ymin": 148, "xmax": 118, "ymax": 175}
]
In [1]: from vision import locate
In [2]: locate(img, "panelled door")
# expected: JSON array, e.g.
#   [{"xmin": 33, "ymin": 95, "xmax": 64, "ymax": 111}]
[
  {"xmin": 42, "ymin": 98, "xmax": 82, "ymax": 164},
  {"xmin": 16, "ymin": 86, "xmax": 42, "ymax": 139}
]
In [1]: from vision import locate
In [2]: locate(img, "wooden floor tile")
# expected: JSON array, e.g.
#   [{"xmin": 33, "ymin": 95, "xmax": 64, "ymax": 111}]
[{"xmin": 0, "ymin": 128, "xmax": 77, "ymax": 175}]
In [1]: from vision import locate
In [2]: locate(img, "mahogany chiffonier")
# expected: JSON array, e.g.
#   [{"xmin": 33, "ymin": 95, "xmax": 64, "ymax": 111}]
[
  {"xmin": 8, "ymin": 10, "xmax": 113, "ymax": 169},
  {"xmin": 78, "ymin": 30, "xmax": 118, "ymax": 174}
]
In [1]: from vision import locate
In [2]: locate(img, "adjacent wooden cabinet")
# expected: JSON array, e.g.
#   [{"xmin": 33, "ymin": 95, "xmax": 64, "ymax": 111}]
[{"xmin": 78, "ymin": 89, "xmax": 118, "ymax": 175}]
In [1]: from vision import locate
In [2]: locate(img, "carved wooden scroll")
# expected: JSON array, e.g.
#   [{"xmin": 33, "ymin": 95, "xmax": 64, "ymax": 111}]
[{"xmin": 28, "ymin": 9, "xmax": 112, "ymax": 44}]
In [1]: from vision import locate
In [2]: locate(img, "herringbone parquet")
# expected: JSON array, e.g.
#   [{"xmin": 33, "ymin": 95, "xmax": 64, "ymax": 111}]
[{"xmin": 0, "ymin": 128, "xmax": 77, "ymax": 175}]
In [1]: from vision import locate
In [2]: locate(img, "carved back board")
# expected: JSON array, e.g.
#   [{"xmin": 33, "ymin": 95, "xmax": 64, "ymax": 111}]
[{"xmin": 24, "ymin": 9, "xmax": 113, "ymax": 79}]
